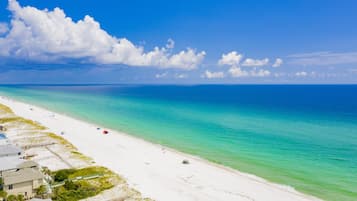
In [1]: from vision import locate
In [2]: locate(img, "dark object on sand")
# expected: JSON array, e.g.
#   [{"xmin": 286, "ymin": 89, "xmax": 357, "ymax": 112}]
[
  {"xmin": 182, "ymin": 159, "xmax": 190, "ymax": 164},
  {"xmin": 97, "ymin": 127, "xmax": 101, "ymax": 130},
  {"xmin": 103, "ymin": 130, "xmax": 109, "ymax": 134}
]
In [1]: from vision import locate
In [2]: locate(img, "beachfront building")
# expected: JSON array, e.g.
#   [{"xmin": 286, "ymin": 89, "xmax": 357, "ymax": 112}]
[
  {"xmin": 2, "ymin": 168, "xmax": 44, "ymax": 199},
  {"xmin": 0, "ymin": 158, "xmax": 44, "ymax": 200},
  {"xmin": 0, "ymin": 157, "xmax": 23, "ymax": 177},
  {"xmin": 0, "ymin": 144, "xmax": 22, "ymax": 158}
]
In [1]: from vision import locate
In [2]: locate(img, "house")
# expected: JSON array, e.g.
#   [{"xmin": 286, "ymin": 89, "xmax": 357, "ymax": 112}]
[
  {"xmin": 0, "ymin": 156, "xmax": 23, "ymax": 177},
  {"xmin": 0, "ymin": 144, "xmax": 22, "ymax": 158},
  {"xmin": 0, "ymin": 159, "xmax": 44, "ymax": 200},
  {"xmin": 2, "ymin": 167, "xmax": 44, "ymax": 199},
  {"xmin": 0, "ymin": 156, "xmax": 44, "ymax": 199}
]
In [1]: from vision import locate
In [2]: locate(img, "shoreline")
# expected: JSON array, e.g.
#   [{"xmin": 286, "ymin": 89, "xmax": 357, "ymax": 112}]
[{"xmin": 0, "ymin": 95, "xmax": 322, "ymax": 201}]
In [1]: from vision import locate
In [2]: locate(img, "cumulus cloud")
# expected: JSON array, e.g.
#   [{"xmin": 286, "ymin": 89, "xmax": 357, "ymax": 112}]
[
  {"xmin": 0, "ymin": 23, "xmax": 9, "ymax": 35},
  {"xmin": 218, "ymin": 51, "xmax": 271, "ymax": 78},
  {"xmin": 218, "ymin": 51, "xmax": 243, "ymax": 66},
  {"xmin": 288, "ymin": 51, "xmax": 357, "ymax": 66},
  {"xmin": 202, "ymin": 70, "xmax": 224, "ymax": 79},
  {"xmin": 272, "ymin": 58, "xmax": 283, "ymax": 67},
  {"xmin": 0, "ymin": 0, "xmax": 205, "ymax": 69},
  {"xmin": 241, "ymin": 58, "xmax": 269, "ymax": 67},
  {"xmin": 228, "ymin": 67, "xmax": 249, "ymax": 77}
]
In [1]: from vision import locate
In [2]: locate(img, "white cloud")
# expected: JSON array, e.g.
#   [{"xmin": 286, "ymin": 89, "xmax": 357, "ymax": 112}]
[
  {"xmin": 175, "ymin": 73, "xmax": 188, "ymax": 79},
  {"xmin": 295, "ymin": 71, "xmax": 308, "ymax": 77},
  {"xmin": 242, "ymin": 58, "xmax": 269, "ymax": 67},
  {"xmin": 218, "ymin": 51, "xmax": 243, "ymax": 66},
  {"xmin": 288, "ymin": 51, "xmax": 357, "ymax": 66},
  {"xmin": 202, "ymin": 70, "xmax": 224, "ymax": 79},
  {"xmin": 0, "ymin": 23, "xmax": 9, "ymax": 35},
  {"xmin": 295, "ymin": 71, "xmax": 318, "ymax": 77},
  {"xmin": 0, "ymin": 0, "xmax": 205, "ymax": 70},
  {"xmin": 228, "ymin": 67, "xmax": 249, "ymax": 77},
  {"xmin": 272, "ymin": 58, "xmax": 283, "ymax": 67},
  {"xmin": 219, "ymin": 51, "xmax": 271, "ymax": 78},
  {"xmin": 250, "ymin": 69, "xmax": 271, "ymax": 77},
  {"xmin": 155, "ymin": 72, "xmax": 168, "ymax": 78},
  {"xmin": 228, "ymin": 67, "xmax": 270, "ymax": 78},
  {"xmin": 166, "ymin": 38, "xmax": 175, "ymax": 49}
]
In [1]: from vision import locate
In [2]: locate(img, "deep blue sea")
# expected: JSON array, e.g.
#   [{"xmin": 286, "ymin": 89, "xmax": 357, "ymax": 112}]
[{"xmin": 0, "ymin": 85, "xmax": 356, "ymax": 201}]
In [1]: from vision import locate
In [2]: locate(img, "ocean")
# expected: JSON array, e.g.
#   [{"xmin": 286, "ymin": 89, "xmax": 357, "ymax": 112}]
[{"xmin": 0, "ymin": 85, "xmax": 356, "ymax": 201}]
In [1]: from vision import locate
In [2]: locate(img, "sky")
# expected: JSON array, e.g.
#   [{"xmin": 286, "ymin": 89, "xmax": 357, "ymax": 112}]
[{"xmin": 0, "ymin": 0, "xmax": 357, "ymax": 84}]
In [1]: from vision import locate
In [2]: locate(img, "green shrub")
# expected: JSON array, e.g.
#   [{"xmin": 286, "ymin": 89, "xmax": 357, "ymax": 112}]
[
  {"xmin": 36, "ymin": 185, "xmax": 47, "ymax": 196},
  {"xmin": 52, "ymin": 183, "xmax": 97, "ymax": 201},
  {"xmin": 6, "ymin": 195, "xmax": 17, "ymax": 201},
  {"xmin": 0, "ymin": 190, "xmax": 7, "ymax": 198},
  {"xmin": 52, "ymin": 167, "xmax": 120, "ymax": 201},
  {"xmin": 54, "ymin": 169, "xmax": 76, "ymax": 182},
  {"xmin": 64, "ymin": 181, "xmax": 79, "ymax": 190},
  {"xmin": 17, "ymin": 194, "xmax": 24, "ymax": 201},
  {"xmin": 0, "ymin": 178, "xmax": 3, "ymax": 191}
]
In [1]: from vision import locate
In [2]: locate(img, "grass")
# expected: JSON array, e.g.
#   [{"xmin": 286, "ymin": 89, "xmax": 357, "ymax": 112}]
[
  {"xmin": 46, "ymin": 132, "xmax": 76, "ymax": 150},
  {"xmin": 67, "ymin": 166, "xmax": 118, "ymax": 180},
  {"xmin": 0, "ymin": 103, "xmax": 46, "ymax": 130},
  {"xmin": 0, "ymin": 116, "xmax": 47, "ymax": 130},
  {"xmin": 70, "ymin": 151, "xmax": 93, "ymax": 163},
  {"xmin": 51, "ymin": 166, "xmax": 123, "ymax": 201},
  {"xmin": 0, "ymin": 104, "xmax": 13, "ymax": 114}
]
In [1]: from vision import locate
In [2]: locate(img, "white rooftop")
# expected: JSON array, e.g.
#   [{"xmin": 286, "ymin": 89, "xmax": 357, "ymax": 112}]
[
  {"xmin": 0, "ymin": 156, "xmax": 23, "ymax": 172},
  {"xmin": 0, "ymin": 144, "xmax": 22, "ymax": 157}
]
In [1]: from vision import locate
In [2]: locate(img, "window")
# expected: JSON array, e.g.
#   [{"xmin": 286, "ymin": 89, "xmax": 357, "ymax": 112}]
[{"xmin": 8, "ymin": 184, "xmax": 13, "ymax": 190}]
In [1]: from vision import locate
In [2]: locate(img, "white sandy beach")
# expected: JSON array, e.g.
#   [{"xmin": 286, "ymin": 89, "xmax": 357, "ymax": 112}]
[{"xmin": 0, "ymin": 96, "xmax": 322, "ymax": 201}]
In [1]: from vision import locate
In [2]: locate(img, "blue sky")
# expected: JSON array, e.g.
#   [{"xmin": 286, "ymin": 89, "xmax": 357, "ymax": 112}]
[{"xmin": 0, "ymin": 0, "xmax": 357, "ymax": 84}]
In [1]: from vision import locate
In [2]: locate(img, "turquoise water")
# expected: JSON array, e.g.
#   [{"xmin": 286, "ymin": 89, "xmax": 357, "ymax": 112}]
[{"xmin": 0, "ymin": 85, "xmax": 356, "ymax": 201}]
